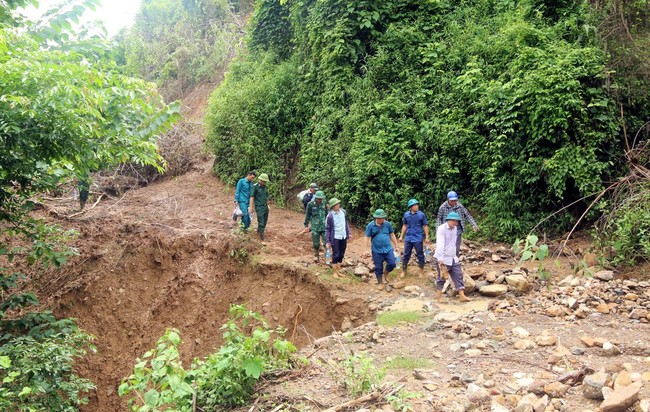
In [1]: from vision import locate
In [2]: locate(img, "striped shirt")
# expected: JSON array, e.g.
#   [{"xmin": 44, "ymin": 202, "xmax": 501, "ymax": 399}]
[{"xmin": 436, "ymin": 201, "xmax": 478, "ymax": 234}]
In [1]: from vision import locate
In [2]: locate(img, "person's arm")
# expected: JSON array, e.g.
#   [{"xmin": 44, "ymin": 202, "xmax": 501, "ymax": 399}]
[
  {"xmin": 462, "ymin": 205, "xmax": 479, "ymax": 231},
  {"xmin": 303, "ymin": 204, "xmax": 312, "ymax": 231},
  {"xmin": 424, "ymin": 225, "xmax": 430, "ymax": 244},
  {"xmin": 248, "ymin": 186, "xmax": 255, "ymax": 214},
  {"xmin": 234, "ymin": 179, "xmax": 241, "ymax": 203},
  {"xmin": 400, "ymin": 216, "xmax": 407, "ymax": 242},
  {"xmin": 433, "ymin": 225, "xmax": 445, "ymax": 261},
  {"xmin": 325, "ymin": 214, "xmax": 332, "ymax": 246},
  {"xmin": 364, "ymin": 224, "xmax": 372, "ymax": 255},
  {"xmin": 390, "ymin": 232, "xmax": 399, "ymax": 251},
  {"xmin": 345, "ymin": 214, "xmax": 352, "ymax": 240}
]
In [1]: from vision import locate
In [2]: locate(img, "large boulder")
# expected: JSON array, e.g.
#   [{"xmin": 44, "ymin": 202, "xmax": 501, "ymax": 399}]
[
  {"xmin": 506, "ymin": 274, "xmax": 532, "ymax": 293},
  {"xmin": 478, "ymin": 284, "xmax": 508, "ymax": 297}
]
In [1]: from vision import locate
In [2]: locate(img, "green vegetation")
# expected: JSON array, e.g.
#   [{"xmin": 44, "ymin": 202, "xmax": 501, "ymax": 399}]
[
  {"xmin": 0, "ymin": 1, "xmax": 179, "ymax": 409},
  {"xmin": 118, "ymin": 0, "xmax": 251, "ymax": 100},
  {"xmin": 327, "ymin": 351, "xmax": 386, "ymax": 397},
  {"xmin": 376, "ymin": 311, "xmax": 423, "ymax": 327},
  {"xmin": 119, "ymin": 305, "xmax": 296, "ymax": 411},
  {"xmin": 383, "ymin": 356, "xmax": 433, "ymax": 370},
  {"xmin": 206, "ymin": 0, "xmax": 650, "ymax": 245},
  {"xmin": 513, "ymin": 234, "xmax": 551, "ymax": 279}
]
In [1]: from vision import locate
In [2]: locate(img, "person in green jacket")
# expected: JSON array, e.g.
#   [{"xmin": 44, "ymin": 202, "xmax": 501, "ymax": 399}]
[
  {"xmin": 249, "ymin": 173, "xmax": 270, "ymax": 241},
  {"xmin": 303, "ymin": 190, "xmax": 327, "ymax": 263}
]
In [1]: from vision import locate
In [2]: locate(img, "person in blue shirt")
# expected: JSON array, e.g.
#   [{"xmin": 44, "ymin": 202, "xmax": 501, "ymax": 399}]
[
  {"xmin": 399, "ymin": 198, "xmax": 430, "ymax": 279},
  {"xmin": 234, "ymin": 171, "xmax": 256, "ymax": 231},
  {"xmin": 365, "ymin": 209, "xmax": 400, "ymax": 290}
]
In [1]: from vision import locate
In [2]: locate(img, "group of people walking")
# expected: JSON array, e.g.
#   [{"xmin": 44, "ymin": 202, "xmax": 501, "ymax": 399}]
[{"xmin": 234, "ymin": 172, "xmax": 479, "ymax": 302}]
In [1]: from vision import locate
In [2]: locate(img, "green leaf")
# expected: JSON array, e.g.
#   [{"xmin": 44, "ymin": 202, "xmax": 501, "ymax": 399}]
[
  {"xmin": 144, "ymin": 389, "xmax": 159, "ymax": 406},
  {"xmin": 168, "ymin": 330, "xmax": 180, "ymax": 346},
  {"xmin": 521, "ymin": 250, "xmax": 533, "ymax": 261},
  {"xmin": 0, "ymin": 355, "xmax": 11, "ymax": 368},
  {"xmin": 18, "ymin": 386, "xmax": 32, "ymax": 397},
  {"xmin": 243, "ymin": 358, "xmax": 264, "ymax": 379}
]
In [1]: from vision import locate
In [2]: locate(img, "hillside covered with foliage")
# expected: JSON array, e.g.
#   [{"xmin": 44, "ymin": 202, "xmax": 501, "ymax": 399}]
[{"xmin": 206, "ymin": 0, "xmax": 650, "ymax": 244}]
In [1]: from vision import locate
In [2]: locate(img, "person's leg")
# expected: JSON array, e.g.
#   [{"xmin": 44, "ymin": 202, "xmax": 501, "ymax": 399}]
[
  {"xmin": 238, "ymin": 202, "xmax": 250, "ymax": 230},
  {"xmin": 319, "ymin": 231, "xmax": 327, "ymax": 255},
  {"xmin": 256, "ymin": 206, "xmax": 267, "ymax": 240},
  {"xmin": 456, "ymin": 232, "xmax": 463, "ymax": 257},
  {"xmin": 331, "ymin": 239, "xmax": 342, "ymax": 277},
  {"xmin": 434, "ymin": 260, "xmax": 446, "ymax": 302},
  {"xmin": 414, "ymin": 241, "xmax": 425, "ymax": 278},
  {"xmin": 448, "ymin": 262, "xmax": 470, "ymax": 301},
  {"xmin": 401, "ymin": 241, "xmax": 414, "ymax": 278},
  {"xmin": 311, "ymin": 230, "xmax": 320, "ymax": 261},
  {"xmin": 372, "ymin": 250, "xmax": 384, "ymax": 288},
  {"xmin": 385, "ymin": 250, "xmax": 396, "ymax": 283}
]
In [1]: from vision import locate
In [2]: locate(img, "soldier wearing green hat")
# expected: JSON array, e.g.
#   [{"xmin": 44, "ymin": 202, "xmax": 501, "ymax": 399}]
[
  {"xmin": 304, "ymin": 190, "xmax": 328, "ymax": 262},
  {"xmin": 325, "ymin": 198, "xmax": 351, "ymax": 277},
  {"xmin": 365, "ymin": 209, "xmax": 399, "ymax": 290},
  {"xmin": 433, "ymin": 212, "xmax": 471, "ymax": 303},
  {"xmin": 399, "ymin": 198, "xmax": 430, "ymax": 279},
  {"xmin": 249, "ymin": 173, "xmax": 270, "ymax": 240}
]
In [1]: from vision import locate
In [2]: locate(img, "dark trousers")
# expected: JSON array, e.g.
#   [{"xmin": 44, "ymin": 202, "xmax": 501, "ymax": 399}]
[
  {"xmin": 402, "ymin": 240, "xmax": 424, "ymax": 269},
  {"xmin": 456, "ymin": 233, "xmax": 463, "ymax": 257},
  {"xmin": 255, "ymin": 206, "xmax": 268, "ymax": 235},
  {"xmin": 372, "ymin": 250, "xmax": 396, "ymax": 282},
  {"xmin": 332, "ymin": 238, "xmax": 347, "ymax": 264},
  {"xmin": 238, "ymin": 201, "xmax": 250, "ymax": 230},
  {"xmin": 435, "ymin": 261, "xmax": 465, "ymax": 291}
]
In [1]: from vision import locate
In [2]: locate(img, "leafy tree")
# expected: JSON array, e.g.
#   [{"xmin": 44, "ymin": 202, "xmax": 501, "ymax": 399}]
[{"xmin": 0, "ymin": 1, "xmax": 180, "ymax": 409}]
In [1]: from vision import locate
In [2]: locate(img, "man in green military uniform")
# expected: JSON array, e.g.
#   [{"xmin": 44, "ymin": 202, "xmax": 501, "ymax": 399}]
[
  {"xmin": 303, "ymin": 190, "xmax": 327, "ymax": 263},
  {"xmin": 249, "ymin": 173, "xmax": 270, "ymax": 241}
]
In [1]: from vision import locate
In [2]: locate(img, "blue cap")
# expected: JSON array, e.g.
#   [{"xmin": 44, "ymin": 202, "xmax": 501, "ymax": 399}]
[{"xmin": 447, "ymin": 191, "xmax": 459, "ymax": 201}]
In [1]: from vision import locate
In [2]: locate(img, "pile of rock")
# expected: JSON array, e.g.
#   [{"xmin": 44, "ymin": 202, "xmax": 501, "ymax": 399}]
[{"xmin": 488, "ymin": 270, "xmax": 650, "ymax": 323}]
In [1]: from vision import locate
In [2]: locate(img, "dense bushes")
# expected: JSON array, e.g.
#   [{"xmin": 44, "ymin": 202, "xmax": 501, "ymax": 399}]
[{"xmin": 206, "ymin": 0, "xmax": 649, "ymax": 243}]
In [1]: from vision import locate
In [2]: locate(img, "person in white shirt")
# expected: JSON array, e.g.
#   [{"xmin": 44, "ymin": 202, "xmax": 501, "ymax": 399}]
[{"xmin": 434, "ymin": 212, "xmax": 471, "ymax": 303}]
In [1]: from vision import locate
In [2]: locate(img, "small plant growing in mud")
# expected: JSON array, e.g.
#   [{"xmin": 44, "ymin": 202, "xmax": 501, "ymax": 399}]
[
  {"xmin": 326, "ymin": 351, "xmax": 386, "ymax": 397},
  {"xmin": 386, "ymin": 388, "xmax": 421, "ymax": 412},
  {"xmin": 119, "ymin": 305, "xmax": 296, "ymax": 411},
  {"xmin": 513, "ymin": 234, "xmax": 551, "ymax": 280}
]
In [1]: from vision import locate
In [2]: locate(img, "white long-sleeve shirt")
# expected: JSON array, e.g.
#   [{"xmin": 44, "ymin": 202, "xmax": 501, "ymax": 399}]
[{"xmin": 434, "ymin": 223, "xmax": 459, "ymax": 266}]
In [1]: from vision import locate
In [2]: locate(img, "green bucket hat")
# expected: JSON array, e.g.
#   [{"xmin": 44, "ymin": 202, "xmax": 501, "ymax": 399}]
[
  {"xmin": 446, "ymin": 212, "xmax": 461, "ymax": 221},
  {"xmin": 328, "ymin": 198, "xmax": 340, "ymax": 208},
  {"xmin": 258, "ymin": 173, "xmax": 269, "ymax": 182},
  {"xmin": 314, "ymin": 190, "xmax": 325, "ymax": 200},
  {"xmin": 373, "ymin": 209, "xmax": 387, "ymax": 219},
  {"xmin": 407, "ymin": 198, "xmax": 419, "ymax": 208}
]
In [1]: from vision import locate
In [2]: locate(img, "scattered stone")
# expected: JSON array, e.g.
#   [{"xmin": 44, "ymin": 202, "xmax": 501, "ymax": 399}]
[
  {"xmin": 512, "ymin": 326, "xmax": 530, "ymax": 338},
  {"xmin": 600, "ymin": 382, "xmax": 641, "ymax": 412},
  {"xmin": 464, "ymin": 275, "xmax": 477, "ymax": 293},
  {"xmin": 392, "ymin": 281, "xmax": 406, "ymax": 289},
  {"xmin": 581, "ymin": 336, "xmax": 596, "ymax": 347},
  {"xmin": 544, "ymin": 381, "xmax": 569, "ymax": 398},
  {"xmin": 435, "ymin": 312, "xmax": 462, "ymax": 323},
  {"xmin": 340, "ymin": 317, "xmax": 353, "ymax": 332},
  {"xmin": 479, "ymin": 284, "xmax": 508, "ymax": 297},
  {"xmin": 546, "ymin": 305, "xmax": 566, "ymax": 317},
  {"xmin": 583, "ymin": 372, "xmax": 609, "ymax": 400},
  {"xmin": 571, "ymin": 347, "xmax": 586, "ymax": 356},
  {"xmin": 516, "ymin": 393, "xmax": 549, "ymax": 412},
  {"xmin": 638, "ymin": 399, "xmax": 650, "ymax": 412},
  {"xmin": 506, "ymin": 274, "xmax": 532, "ymax": 293},
  {"xmin": 467, "ymin": 383, "xmax": 491, "ymax": 404},
  {"xmin": 354, "ymin": 266, "xmax": 370, "ymax": 276},
  {"xmin": 514, "ymin": 339, "xmax": 537, "ymax": 350},
  {"xmin": 614, "ymin": 371, "xmax": 632, "ymax": 391},
  {"xmin": 465, "ymin": 349, "xmax": 482, "ymax": 358},
  {"xmin": 603, "ymin": 342, "xmax": 622, "ymax": 356},
  {"xmin": 597, "ymin": 303, "xmax": 611, "ymax": 314},
  {"xmin": 536, "ymin": 334, "xmax": 558, "ymax": 347},
  {"xmin": 629, "ymin": 309, "xmax": 649, "ymax": 320},
  {"xmin": 595, "ymin": 270, "xmax": 615, "ymax": 281},
  {"xmin": 423, "ymin": 383, "xmax": 438, "ymax": 392},
  {"xmin": 548, "ymin": 346, "xmax": 572, "ymax": 365},
  {"xmin": 491, "ymin": 254, "xmax": 502, "ymax": 262},
  {"xmin": 486, "ymin": 271, "xmax": 499, "ymax": 283}
]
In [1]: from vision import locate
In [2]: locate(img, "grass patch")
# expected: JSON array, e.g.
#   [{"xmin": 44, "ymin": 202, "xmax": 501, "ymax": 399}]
[
  {"xmin": 383, "ymin": 356, "xmax": 433, "ymax": 370},
  {"xmin": 376, "ymin": 311, "xmax": 422, "ymax": 326}
]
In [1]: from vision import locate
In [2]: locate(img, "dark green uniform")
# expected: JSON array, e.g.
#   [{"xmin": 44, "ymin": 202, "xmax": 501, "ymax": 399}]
[
  {"xmin": 304, "ymin": 199, "xmax": 327, "ymax": 257},
  {"xmin": 251, "ymin": 183, "xmax": 269, "ymax": 239}
]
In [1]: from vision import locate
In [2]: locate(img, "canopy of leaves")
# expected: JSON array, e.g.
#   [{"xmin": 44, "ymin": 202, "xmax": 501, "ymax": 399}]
[
  {"xmin": 206, "ymin": 0, "xmax": 650, "ymax": 239},
  {"xmin": 0, "ymin": 1, "xmax": 180, "ymax": 409}
]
